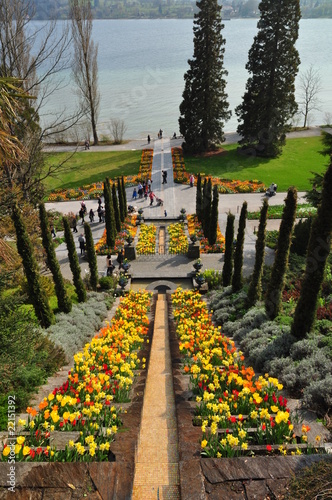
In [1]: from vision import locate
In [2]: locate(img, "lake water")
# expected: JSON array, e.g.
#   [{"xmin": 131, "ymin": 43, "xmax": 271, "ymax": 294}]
[{"xmin": 40, "ymin": 18, "xmax": 332, "ymax": 140}]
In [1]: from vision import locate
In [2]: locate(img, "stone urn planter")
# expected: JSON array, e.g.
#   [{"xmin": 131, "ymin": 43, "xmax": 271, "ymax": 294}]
[
  {"xmin": 193, "ymin": 259, "xmax": 203, "ymax": 273},
  {"xmin": 119, "ymin": 274, "xmax": 129, "ymax": 290},
  {"xmin": 195, "ymin": 272, "xmax": 205, "ymax": 289},
  {"xmin": 126, "ymin": 235, "xmax": 134, "ymax": 246},
  {"xmin": 190, "ymin": 233, "xmax": 198, "ymax": 244}
]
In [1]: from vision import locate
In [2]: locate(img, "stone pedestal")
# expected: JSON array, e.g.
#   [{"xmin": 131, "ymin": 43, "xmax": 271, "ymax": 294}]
[
  {"xmin": 125, "ymin": 245, "xmax": 136, "ymax": 261},
  {"xmin": 187, "ymin": 242, "xmax": 200, "ymax": 259}
]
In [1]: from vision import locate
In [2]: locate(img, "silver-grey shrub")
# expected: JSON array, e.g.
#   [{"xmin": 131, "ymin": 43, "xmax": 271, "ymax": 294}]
[
  {"xmin": 223, "ymin": 307, "xmax": 268, "ymax": 341},
  {"xmin": 303, "ymin": 373, "xmax": 332, "ymax": 414},
  {"xmin": 46, "ymin": 293, "xmax": 108, "ymax": 361}
]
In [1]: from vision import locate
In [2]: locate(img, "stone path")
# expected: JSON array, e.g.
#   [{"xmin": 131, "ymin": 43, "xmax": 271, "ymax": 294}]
[{"xmin": 132, "ymin": 294, "xmax": 180, "ymax": 499}]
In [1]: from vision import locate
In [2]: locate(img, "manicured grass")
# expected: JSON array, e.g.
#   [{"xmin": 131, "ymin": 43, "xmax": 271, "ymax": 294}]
[
  {"xmin": 184, "ymin": 136, "xmax": 328, "ymax": 191},
  {"xmin": 43, "ymin": 150, "xmax": 142, "ymax": 194}
]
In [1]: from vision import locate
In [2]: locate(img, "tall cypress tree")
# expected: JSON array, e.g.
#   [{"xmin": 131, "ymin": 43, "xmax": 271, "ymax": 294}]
[
  {"xmin": 208, "ymin": 184, "xmax": 219, "ymax": 246},
  {"xmin": 292, "ymin": 161, "xmax": 332, "ymax": 339},
  {"xmin": 121, "ymin": 176, "xmax": 128, "ymax": 217},
  {"xmin": 112, "ymin": 182, "xmax": 121, "ymax": 232},
  {"xmin": 236, "ymin": 0, "xmax": 301, "ymax": 157},
  {"xmin": 117, "ymin": 177, "xmax": 125, "ymax": 222},
  {"xmin": 39, "ymin": 203, "xmax": 72, "ymax": 313},
  {"xmin": 196, "ymin": 173, "xmax": 203, "ymax": 222},
  {"xmin": 12, "ymin": 204, "xmax": 54, "ymax": 328},
  {"xmin": 84, "ymin": 222, "xmax": 99, "ymax": 291},
  {"xmin": 247, "ymin": 199, "xmax": 269, "ymax": 307},
  {"xmin": 104, "ymin": 178, "xmax": 116, "ymax": 249},
  {"xmin": 222, "ymin": 212, "xmax": 235, "ymax": 287},
  {"xmin": 63, "ymin": 216, "xmax": 86, "ymax": 303},
  {"xmin": 179, "ymin": 0, "xmax": 231, "ymax": 153},
  {"xmin": 202, "ymin": 178, "xmax": 212, "ymax": 237},
  {"xmin": 265, "ymin": 187, "xmax": 297, "ymax": 319},
  {"xmin": 232, "ymin": 201, "xmax": 248, "ymax": 292}
]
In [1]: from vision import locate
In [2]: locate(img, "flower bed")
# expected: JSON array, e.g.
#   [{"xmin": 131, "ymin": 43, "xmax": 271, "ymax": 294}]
[
  {"xmin": 46, "ymin": 149, "xmax": 153, "ymax": 202},
  {"xmin": 1, "ymin": 291, "xmax": 152, "ymax": 462},
  {"xmin": 136, "ymin": 224, "xmax": 156, "ymax": 255},
  {"xmin": 171, "ymin": 288, "xmax": 320, "ymax": 458},
  {"xmin": 187, "ymin": 214, "xmax": 225, "ymax": 253},
  {"xmin": 95, "ymin": 216, "xmax": 137, "ymax": 255},
  {"xmin": 171, "ymin": 147, "xmax": 265, "ymax": 194},
  {"xmin": 168, "ymin": 223, "xmax": 188, "ymax": 254},
  {"xmin": 248, "ymin": 204, "xmax": 317, "ymax": 220}
]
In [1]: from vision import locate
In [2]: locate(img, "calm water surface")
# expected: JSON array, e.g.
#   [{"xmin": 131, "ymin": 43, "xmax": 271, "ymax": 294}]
[{"xmin": 40, "ymin": 18, "xmax": 332, "ymax": 139}]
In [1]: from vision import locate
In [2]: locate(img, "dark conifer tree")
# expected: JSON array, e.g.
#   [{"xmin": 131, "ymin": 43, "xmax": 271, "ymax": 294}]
[
  {"xmin": 84, "ymin": 222, "xmax": 98, "ymax": 291},
  {"xmin": 203, "ymin": 178, "xmax": 212, "ymax": 237},
  {"xmin": 222, "ymin": 212, "xmax": 235, "ymax": 287},
  {"xmin": 63, "ymin": 216, "xmax": 86, "ymax": 303},
  {"xmin": 292, "ymin": 161, "xmax": 332, "ymax": 339},
  {"xmin": 265, "ymin": 187, "xmax": 297, "ymax": 319},
  {"xmin": 121, "ymin": 176, "xmax": 128, "ymax": 217},
  {"xmin": 104, "ymin": 178, "xmax": 116, "ymax": 249},
  {"xmin": 232, "ymin": 201, "xmax": 248, "ymax": 292},
  {"xmin": 179, "ymin": 0, "xmax": 231, "ymax": 153},
  {"xmin": 112, "ymin": 182, "xmax": 121, "ymax": 232},
  {"xmin": 39, "ymin": 203, "xmax": 72, "ymax": 313},
  {"xmin": 208, "ymin": 184, "xmax": 219, "ymax": 245},
  {"xmin": 247, "ymin": 199, "xmax": 269, "ymax": 307},
  {"xmin": 196, "ymin": 173, "xmax": 203, "ymax": 222},
  {"xmin": 117, "ymin": 177, "xmax": 125, "ymax": 222},
  {"xmin": 12, "ymin": 204, "xmax": 54, "ymax": 328},
  {"xmin": 236, "ymin": 0, "xmax": 301, "ymax": 157}
]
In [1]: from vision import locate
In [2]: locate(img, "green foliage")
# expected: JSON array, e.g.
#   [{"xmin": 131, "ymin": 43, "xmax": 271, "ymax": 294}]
[
  {"xmin": 112, "ymin": 182, "xmax": 121, "ymax": 232},
  {"xmin": 179, "ymin": 0, "xmax": 231, "ymax": 153},
  {"xmin": 39, "ymin": 203, "xmax": 72, "ymax": 313},
  {"xmin": 104, "ymin": 178, "xmax": 116, "ymax": 248},
  {"xmin": 265, "ymin": 187, "xmax": 297, "ymax": 319},
  {"xmin": 292, "ymin": 160, "xmax": 332, "ymax": 339},
  {"xmin": 196, "ymin": 173, "xmax": 202, "ymax": 222},
  {"xmin": 291, "ymin": 217, "xmax": 312, "ymax": 255},
  {"xmin": 84, "ymin": 222, "xmax": 99, "ymax": 291},
  {"xmin": 117, "ymin": 177, "xmax": 125, "ymax": 222},
  {"xmin": 232, "ymin": 201, "xmax": 248, "ymax": 292},
  {"xmin": 121, "ymin": 176, "xmax": 128, "ymax": 217},
  {"xmin": 63, "ymin": 216, "xmax": 86, "ymax": 302},
  {"xmin": 247, "ymin": 203, "xmax": 317, "ymax": 220},
  {"xmin": 265, "ymin": 230, "xmax": 279, "ymax": 250},
  {"xmin": 208, "ymin": 184, "xmax": 219, "ymax": 245},
  {"xmin": 236, "ymin": 0, "xmax": 301, "ymax": 157},
  {"xmin": 247, "ymin": 199, "xmax": 268, "ymax": 306},
  {"xmin": 288, "ymin": 460, "xmax": 332, "ymax": 500},
  {"xmin": 222, "ymin": 212, "xmax": 235, "ymax": 287},
  {"xmin": 11, "ymin": 204, "xmax": 54, "ymax": 328},
  {"xmin": 99, "ymin": 275, "xmax": 117, "ymax": 291},
  {"xmin": 202, "ymin": 269, "xmax": 223, "ymax": 290}
]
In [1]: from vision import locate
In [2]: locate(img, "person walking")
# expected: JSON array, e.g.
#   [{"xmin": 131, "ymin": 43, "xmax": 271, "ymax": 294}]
[
  {"xmin": 89, "ymin": 208, "xmax": 94, "ymax": 223},
  {"xmin": 78, "ymin": 233, "xmax": 85, "ymax": 255},
  {"xmin": 79, "ymin": 207, "xmax": 85, "ymax": 224},
  {"xmin": 149, "ymin": 191, "xmax": 155, "ymax": 206},
  {"xmin": 189, "ymin": 174, "xmax": 195, "ymax": 187},
  {"xmin": 147, "ymin": 134, "xmax": 151, "ymax": 144},
  {"xmin": 117, "ymin": 248, "xmax": 124, "ymax": 270},
  {"xmin": 106, "ymin": 253, "xmax": 115, "ymax": 276},
  {"xmin": 72, "ymin": 215, "xmax": 78, "ymax": 233}
]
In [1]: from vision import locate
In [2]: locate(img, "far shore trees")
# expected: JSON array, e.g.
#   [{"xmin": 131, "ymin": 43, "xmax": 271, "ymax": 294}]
[
  {"xmin": 236, "ymin": 0, "xmax": 301, "ymax": 157},
  {"xmin": 179, "ymin": 0, "xmax": 231, "ymax": 153},
  {"xmin": 70, "ymin": 0, "xmax": 100, "ymax": 146}
]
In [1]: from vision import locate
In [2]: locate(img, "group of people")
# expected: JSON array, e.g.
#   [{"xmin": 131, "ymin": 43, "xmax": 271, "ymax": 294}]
[
  {"xmin": 76, "ymin": 199, "xmax": 106, "ymax": 227},
  {"xmin": 134, "ymin": 179, "xmax": 152, "ymax": 199},
  {"xmin": 105, "ymin": 249, "xmax": 125, "ymax": 276}
]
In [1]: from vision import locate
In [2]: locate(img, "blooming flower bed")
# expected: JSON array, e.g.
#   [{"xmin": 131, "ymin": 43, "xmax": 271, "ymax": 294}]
[
  {"xmin": 171, "ymin": 288, "xmax": 316, "ymax": 458},
  {"xmin": 168, "ymin": 223, "xmax": 189, "ymax": 254},
  {"xmin": 136, "ymin": 224, "xmax": 156, "ymax": 255},
  {"xmin": 46, "ymin": 149, "xmax": 153, "ymax": 202},
  {"xmin": 187, "ymin": 214, "xmax": 225, "ymax": 253},
  {"xmin": 171, "ymin": 147, "xmax": 265, "ymax": 194},
  {"xmin": 95, "ymin": 216, "xmax": 137, "ymax": 255},
  {"xmin": 1, "ymin": 291, "xmax": 152, "ymax": 462}
]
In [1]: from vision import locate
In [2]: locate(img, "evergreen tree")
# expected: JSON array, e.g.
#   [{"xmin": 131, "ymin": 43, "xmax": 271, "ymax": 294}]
[
  {"xmin": 39, "ymin": 203, "xmax": 72, "ymax": 313},
  {"xmin": 202, "ymin": 178, "xmax": 212, "ymax": 237},
  {"xmin": 222, "ymin": 212, "xmax": 235, "ymax": 287},
  {"xmin": 291, "ymin": 161, "xmax": 332, "ymax": 339},
  {"xmin": 196, "ymin": 173, "xmax": 203, "ymax": 222},
  {"xmin": 121, "ymin": 176, "xmax": 128, "ymax": 217},
  {"xmin": 208, "ymin": 184, "xmax": 219, "ymax": 245},
  {"xmin": 232, "ymin": 201, "xmax": 248, "ymax": 292},
  {"xmin": 84, "ymin": 222, "xmax": 98, "ymax": 291},
  {"xmin": 265, "ymin": 187, "xmax": 297, "ymax": 319},
  {"xmin": 11, "ymin": 203, "xmax": 54, "ymax": 328},
  {"xmin": 112, "ymin": 182, "xmax": 121, "ymax": 232},
  {"xmin": 117, "ymin": 177, "xmax": 125, "ymax": 222},
  {"xmin": 247, "ymin": 199, "xmax": 268, "ymax": 307},
  {"xmin": 104, "ymin": 178, "xmax": 116, "ymax": 249},
  {"xmin": 179, "ymin": 0, "xmax": 231, "ymax": 153},
  {"xmin": 236, "ymin": 0, "xmax": 301, "ymax": 158},
  {"xmin": 63, "ymin": 216, "xmax": 86, "ymax": 303}
]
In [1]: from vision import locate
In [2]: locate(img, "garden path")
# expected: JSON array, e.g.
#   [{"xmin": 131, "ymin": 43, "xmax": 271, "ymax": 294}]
[{"xmin": 132, "ymin": 294, "xmax": 180, "ymax": 499}]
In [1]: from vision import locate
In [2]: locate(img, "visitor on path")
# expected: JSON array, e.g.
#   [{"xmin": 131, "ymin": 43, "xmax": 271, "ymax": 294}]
[
  {"xmin": 81, "ymin": 201, "xmax": 87, "ymax": 213},
  {"xmin": 162, "ymin": 170, "xmax": 167, "ymax": 184},
  {"xmin": 132, "ymin": 188, "xmax": 137, "ymax": 200},
  {"xmin": 89, "ymin": 208, "xmax": 94, "ymax": 223},
  {"xmin": 147, "ymin": 134, "xmax": 151, "ymax": 144},
  {"xmin": 159, "ymin": 129, "xmax": 163, "ymax": 139},
  {"xmin": 97, "ymin": 196, "xmax": 102, "ymax": 207},
  {"xmin": 85, "ymin": 140, "xmax": 90, "ymax": 150},
  {"xmin": 78, "ymin": 234, "xmax": 85, "ymax": 255},
  {"xmin": 106, "ymin": 254, "xmax": 115, "ymax": 276},
  {"xmin": 97, "ymin": 205, "xmax": 102, "ymax": 222},
  {"xmin": 138, "ymin": 183, "xmax": 143, "ymax": 198},
  {"xmin": 79, "ymin": 207, "xmax": 85, "ymax": 224},
  {"xmin": 164, "ymin": 210, "xmax": 167, "ymax": 217},
  {"xmin": 72, "ymin": 216, "xmax": 78, "ymax": 233},
  {"xmin": 149, "ymin": 191, "xmax": 155, "ymax": 206},
  {"xmin": 190, "ymin": 174, "xmax": 195, "ymax": 187},
  {"xmin": 50, "ymin": 225, "xmax": 56, "ymax": 238},
  {"xmin": 147, "ymin": 179, "xmax": 152, "ymax": 192},
  {"xmin": 173, "ymin": 132, "xmax": 177, "ymax": 139},
  {"xmin": 117, "ymin": 248, "xmax": 124, "ymax": 269}
]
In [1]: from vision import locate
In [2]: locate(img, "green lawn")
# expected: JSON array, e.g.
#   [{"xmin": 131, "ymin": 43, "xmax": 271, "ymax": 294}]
[
  {"xmin": 44, "ymin": 150, "xmax": 142, "ymax": 194},
  {"xmin": 185, "ymin": 136, "xmax": 328, "ymax": 191}
]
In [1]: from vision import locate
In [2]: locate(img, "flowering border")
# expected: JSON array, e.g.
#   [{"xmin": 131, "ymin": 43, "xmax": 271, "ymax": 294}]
[
  {"xmin": 136, "ymin": 224, "xmax": 156, "ymax": 255},
  {"xmin": 187, "ymin": 214, "xmax": 225, "ymax": 253}
]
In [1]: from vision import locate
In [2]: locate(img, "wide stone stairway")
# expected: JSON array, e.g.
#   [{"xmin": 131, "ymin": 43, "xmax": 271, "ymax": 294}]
[{"xmin": 132, "ymin": 294, "xmax": 180, "ymax": 499}]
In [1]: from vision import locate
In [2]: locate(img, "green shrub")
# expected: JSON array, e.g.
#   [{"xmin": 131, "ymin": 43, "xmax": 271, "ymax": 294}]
[
  {"xmin": 265, "ymin": 230, "xmax": 279, "ymax": 250},
  {"xmin": 291, "ymin": 217, "xmax": 312, "ymax": 256},
  {"xmin": 203, "ymin": 269, "xmax": 223, "ymax": 290},
  {"xmin": 99, "ymin": 275, "xmax": 117, "ymax": 290}
]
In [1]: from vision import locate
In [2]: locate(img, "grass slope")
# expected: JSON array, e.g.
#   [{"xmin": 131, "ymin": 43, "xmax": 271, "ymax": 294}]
[
  {"xmin": 185, "ymin": 136, "xmax": 328, "ymax": 191},
  {"xmin": 44, "ymin": 150, "xmax": 142, "ymax": 193}
]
